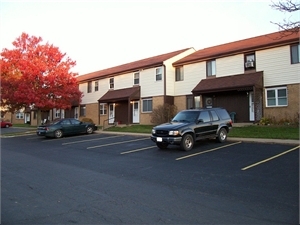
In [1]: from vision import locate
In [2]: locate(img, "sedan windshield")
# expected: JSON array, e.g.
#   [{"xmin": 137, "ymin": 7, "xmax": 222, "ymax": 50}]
[{"xmin": 172, "ymin": 111, "xmax": 199, "ymax": 123}]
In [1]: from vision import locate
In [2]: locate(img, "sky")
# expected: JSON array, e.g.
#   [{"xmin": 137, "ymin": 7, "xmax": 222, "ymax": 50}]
[{"xmin": 0, "ymin": 0, "xmax": 297, "ymax": 75}]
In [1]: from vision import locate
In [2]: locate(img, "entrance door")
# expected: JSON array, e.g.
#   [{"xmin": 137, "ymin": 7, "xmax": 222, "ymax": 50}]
[
  {"xmin": 132, "ymin": 101, "xmax": 139, "ymax": 123},
  {"xmin": 108, "ymin": 103, "xmax": 115, "ymax": 124},
  {"xmin": 249, "ymin": 92, "xmax": 254, "ymax": 121}
]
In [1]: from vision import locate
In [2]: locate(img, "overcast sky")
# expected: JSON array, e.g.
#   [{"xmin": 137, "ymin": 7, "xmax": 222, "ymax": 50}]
[{"xmin": 0, "ymin": 0, "xmax": 296, "ymax": 75}]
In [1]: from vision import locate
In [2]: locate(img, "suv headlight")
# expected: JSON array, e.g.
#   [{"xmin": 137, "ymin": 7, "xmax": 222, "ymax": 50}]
[
  {"xmin": 152, "ymin": 129, "xmax": 156, "ymax": 134},
  {"xmin": 169, "ymin": 130, "xmax": 179, "ymax": 135}
]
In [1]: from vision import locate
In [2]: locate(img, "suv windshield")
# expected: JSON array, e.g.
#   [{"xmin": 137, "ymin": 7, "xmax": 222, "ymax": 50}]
[{"xmin": 172, "ymin": 111, "xmax": 199, "ymax": 123}]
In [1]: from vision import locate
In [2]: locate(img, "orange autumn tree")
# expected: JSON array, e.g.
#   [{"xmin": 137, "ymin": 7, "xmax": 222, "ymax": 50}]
[{"xmin": 0, "ymin": 33, "xmax": 83, "ymax": 125}]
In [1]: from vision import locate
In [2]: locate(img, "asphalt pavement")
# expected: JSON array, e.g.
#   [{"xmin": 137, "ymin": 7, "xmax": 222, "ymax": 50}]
[{"xmin": 1, "ymin": 126, "xmax": 299, "ymax": 146}]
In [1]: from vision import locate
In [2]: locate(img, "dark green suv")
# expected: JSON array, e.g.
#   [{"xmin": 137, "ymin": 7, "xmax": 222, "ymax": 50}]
[{"xmin": 150, "ymin": 108, "xmax": 232, "ymax": 151}]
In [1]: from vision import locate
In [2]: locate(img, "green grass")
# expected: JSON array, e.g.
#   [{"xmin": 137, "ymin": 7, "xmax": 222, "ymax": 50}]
[
  {"xmin": 105, "ymin": 124, "xmax": 299, "ymax": 140},
  {"xmin": 228, "ymin": 125, "xmax": 299, "ymax": 140}
]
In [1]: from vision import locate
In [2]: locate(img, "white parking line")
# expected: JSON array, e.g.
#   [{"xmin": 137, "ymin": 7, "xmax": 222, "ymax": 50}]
[
  {"xmin": 121, "ymin": 146, "xmax": 157, "ymax": 154},
  {"xmin": 62, "ymin": 135, "xmax": 124, "ymax": 145},
  {"xmin": 87, "ymin": 137, "xmax": 150, "ymax": 149},
  {"xmin": 176, "ymin": 142, "xmax": 242, "ymax": 161},
  {"xmin": 241, "ymin": 145, "xmax": 300, "ymax": 171}
]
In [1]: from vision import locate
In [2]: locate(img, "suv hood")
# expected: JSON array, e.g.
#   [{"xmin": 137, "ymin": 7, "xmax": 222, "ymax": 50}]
[{"xmin": 154, "ymin": 122, "xmax": 191, "ymax": 130}]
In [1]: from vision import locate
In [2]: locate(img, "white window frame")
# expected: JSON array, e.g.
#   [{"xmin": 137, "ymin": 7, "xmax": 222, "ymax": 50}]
[
  {"xmin": 142, "ymin": 98, "xmax": 152, "ymax": 112},
  {"xmin": 95, "ymin": 81, "xmax": 99, "ymax": 92},
  {"xmin": 265, "ymin": 87, "xmax": 288, "ymax": 107},
  {"xmin": 291, "ymin": 44, "xmax": 300, "ymax": 64},
  {"xmin": 100, "ymin": 103, "xmax": 107, "ymax": 115},
  {"xmin": 175, "ymin": 66, "xmax": 184, "ymax": 81},
  {"xmin": 156, "ymin": 67, "xmax": 162, "ymax": 81},
  {"xmin": 87, "ymin": 81, "xmax": 92, "ymax": 93},
  {"xmin": 134, "ymin": 72, "xmax": 139, "ymax": 85},
  {"xmin": 206, "ymin": 60, "xmax": 216, "ymax": 77},
  {"xmin": 16, "ymin": 112, "xmax": 24, "ymax": 119},
  {"xmin": 109, "ymin": 77, "xmax": 114, "ymax": 89}
]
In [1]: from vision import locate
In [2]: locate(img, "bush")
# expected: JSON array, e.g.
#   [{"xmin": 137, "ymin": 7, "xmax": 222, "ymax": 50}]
[
  {"xmin": 151, "ymin": 104, "xmax": 177, "ymax": 125},
  {"xmin": 81, "ymin": 117, "xmax": 94, "ymax": 124}
]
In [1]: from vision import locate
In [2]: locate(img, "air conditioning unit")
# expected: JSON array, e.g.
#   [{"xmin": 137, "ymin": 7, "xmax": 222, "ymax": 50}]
[{"xmin": 245, "ymin": 61, "xmax": 255, "ymax": 68}]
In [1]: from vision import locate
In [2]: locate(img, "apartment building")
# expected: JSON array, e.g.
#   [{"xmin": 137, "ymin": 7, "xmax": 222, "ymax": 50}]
[
  {"xmin": 173, "ymin": 30, "xmax": 299, "ymax": 123},
  {"xmin": 76, "ymin": 48, "xmax": 196, "ymax": 126}
]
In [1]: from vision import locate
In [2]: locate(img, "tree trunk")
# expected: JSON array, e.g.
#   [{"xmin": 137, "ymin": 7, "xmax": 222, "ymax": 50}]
[{"xmin": 36, "ymin": 109, "xmax": 42, "ymax": 126}]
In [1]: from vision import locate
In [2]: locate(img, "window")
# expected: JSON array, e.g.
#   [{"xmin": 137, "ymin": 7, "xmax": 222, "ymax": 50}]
[
  {"xmin": 291, "ymin": 44, "xmax": 300, "ymax": 64},
  {"xmin": 95, "ymin": 81, "xmax": 99, "ymax": 92},
  {"xmin": 206, "ymin": 60, "xmax": 216, "ymax": 76},
  {"xmin": 186, "ymin": 95, "xmax": 194, "ymax": 109},
  {"xmin": 70, "ymin": 118, "xmax": 81, "ymax": 125},
  {"xmin": 210, "ymin": 110, "xmax": 219, "ymax": 121},
  {"xmin": 198, "ymin": 111, "xmax": 211, "ymax": 123},
  {"xmin": 142, "ymin": 98, "xmax": 152, "ymax": 112},
  {"xmin": 87, "ymin": 81, "xmax": 92, "ymax": 93},
  {"xmin": 109, "ymin": 78, "xmax": 114, "ymax": 89},
  {"xmin": 266, "ymin": 87, "xmax": 287, "ymax": 107},
  {"xmin": 156, "ymin": 67, "xmax": 162, "ymax": 81},
  {"xmin": 16, "ymin": 112, "xmax": 24, "ymax": 119},
  {"xmin": 80, "ymin": 105, "xmax": 86, "ymax": 116},
  {"xmin": 134, "ymin": 72, "xmax": 139, "ymax": 85},
  {"xmin": 55, "ymin": 109, "xmax": 64, "ymax": 118},
  {"xmin": 245, "ymin": 53, "xmax": 256, "ymax": 69},
  {"xmin": 74, "ymin": 107, "xmax": 79, "ymax": 119},
  {"xmin": 175, "ymin": 66, "xmax": 184, "ymax": 81},
  {"xmin": 100, "ymin": 103, "xmax": 107, "ymax": 115},
  {"xmin": 194, "ymin": 96, "xmax": 201, "ymax": 109}
]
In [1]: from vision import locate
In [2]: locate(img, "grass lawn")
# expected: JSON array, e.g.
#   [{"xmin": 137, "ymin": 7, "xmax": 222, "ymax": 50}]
[{"xmin": 105, "ymin": 124, "xmax": 299, "ymax": 140}]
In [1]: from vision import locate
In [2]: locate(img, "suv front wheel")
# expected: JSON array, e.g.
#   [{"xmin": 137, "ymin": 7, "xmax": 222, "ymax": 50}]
[
  {"xmin": 180, "ymin": 134, "xmax": 194, "ymax": 151},
  {"xmin": 216, "ymin": 128, "xmax": 227, "ymax": 143}
]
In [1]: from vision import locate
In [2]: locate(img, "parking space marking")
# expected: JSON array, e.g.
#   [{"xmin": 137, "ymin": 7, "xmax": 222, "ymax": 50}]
[
  {"xmin": 87, "ymin": 137, "xmax": 149, "ymax": 149},
  {"xmin": 176, "ymin": 141, "xmax": 242, "ymax": 161},
  {"xmin": 242, "ymin": 145, "xmax": 300, "ymax": 171},
  {"xmin": 62, "ymin": 135, "xmax": 124, "ymax": 145},
  {"xmin": 120, "ymin": 146, "xmax": 157, "ymax": 155}
]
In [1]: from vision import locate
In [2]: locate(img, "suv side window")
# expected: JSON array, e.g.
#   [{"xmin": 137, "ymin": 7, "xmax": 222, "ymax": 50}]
[
  {"xmin": 210, "ymin": 110, "xmax": 219, "ymax": 121},
  {"xmin": 215, "ymin": 109, "xmax": 231, "ymax": 119},
  {"xmin": 198, "ymin": 111, "xmax": 211, "ymax": 123}
]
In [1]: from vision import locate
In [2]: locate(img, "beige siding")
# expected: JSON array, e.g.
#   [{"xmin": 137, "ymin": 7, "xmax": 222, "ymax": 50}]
[
  {"xmin": 174, "ymin": 62, "xmax": 206, "ymax": 96},
  {"xmin": 217, "ymin": 54, "xmax": 244, "ymax": 77},
  {"xmin": 164, "ymin": 48, "xmax": 196, "ymax": 96},
  {"xmin": 114, "ymin": 72, "xmax": 135, "ymax": 89},
  {"xmin": 140, "ymin": 67, "xmax": 164, "ymax": 98},
  {"xmin": 257, "ymin": 46, "xmax": 300, "ymax": 86}
]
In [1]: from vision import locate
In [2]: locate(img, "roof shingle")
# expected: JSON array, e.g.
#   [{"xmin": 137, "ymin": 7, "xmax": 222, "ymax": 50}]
[
  {"xmin": 174, "ymin": 30, "xmax": 300, "ymax": 66},
  {"xmin": 192, "ymin": 72, "xmax": 263, "ymax": 94},
  {"xmin": 77, "ymin": 48, "xmax": 192, "ymax": 82}
]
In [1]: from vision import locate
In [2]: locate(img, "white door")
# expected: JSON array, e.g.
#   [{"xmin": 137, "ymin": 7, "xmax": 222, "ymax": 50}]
[
  {"xmin": 249, "ymin": 92, "xmax": 254, "ymax": 121},
  {"xmin": 132, "ymin": 101, "xmax": 139, "ymax": 123},
  {"xmin": 109, "ymin": 103, "xmax": 115, "ymax": 124}
]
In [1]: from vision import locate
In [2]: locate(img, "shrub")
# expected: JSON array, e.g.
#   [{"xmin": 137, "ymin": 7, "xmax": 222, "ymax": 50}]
[
  {"xmin": 81, "ymin": 117, "xmax": 94, "ymax": 124},
  {"xmin": 151, "ymin": 104, "xmax": 178, "ymax": 125}
]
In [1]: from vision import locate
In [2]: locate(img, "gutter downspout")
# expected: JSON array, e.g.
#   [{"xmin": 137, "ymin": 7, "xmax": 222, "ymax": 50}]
[{"xmin": 163, "ymin": 64, "xmax": 166, "ymax": 104}]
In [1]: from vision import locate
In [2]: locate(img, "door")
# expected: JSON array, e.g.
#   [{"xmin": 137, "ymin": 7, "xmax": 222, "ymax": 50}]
[
  {"xmin": 249, "ymin": 92, "xmax": 254, "ymax": 121},
  {"xmin": 109, "ymin": 103, "xmax": 115, "ymax": 124},
  {"xmin": 132, "ymin": 101, "xmax": 139, "ymax": 123}
]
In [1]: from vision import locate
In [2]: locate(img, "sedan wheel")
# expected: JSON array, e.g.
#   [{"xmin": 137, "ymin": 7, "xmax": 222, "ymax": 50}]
[
  {"xmin": 5, "ymin": 124, "xmax": 9, "ymax": 128},
  {"xmin": 216, "ymin": 128, "xmax": 227, "ymax": 143},
  {"xmin": 54, "ymin": 129, "xmax": 63, "ymax": 138},
  {"xmin": 86, "ymin": 127, "xmax": 94, "ymax": 134},
  {"xmin": 180, "ymin": 134, "xmax": 194, "ymax": 151}
]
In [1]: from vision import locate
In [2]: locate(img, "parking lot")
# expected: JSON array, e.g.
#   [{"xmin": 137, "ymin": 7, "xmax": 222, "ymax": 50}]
[{"xmin": 1, "ymin": 132, "xmax": 299, "ymax": 224}]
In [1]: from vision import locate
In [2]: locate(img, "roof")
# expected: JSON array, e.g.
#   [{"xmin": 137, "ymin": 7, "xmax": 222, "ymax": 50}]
[
  {"xmin": 192, "ymin": 72, "xmax": 263, "ymax": 94},
  {"xmin": 98, "ymin": 86, "xmax": 140, "ymax": 103},
  {"xmin": 77, "ymin": 48, "xmax": 192, "ymax": 83},
  {"xmin": 174, "ymin": 30, "xmax": 300, "ymax": 66}
]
